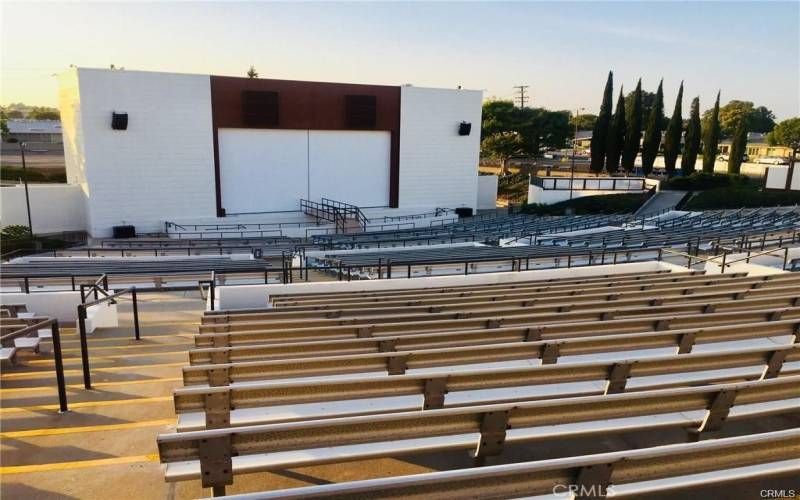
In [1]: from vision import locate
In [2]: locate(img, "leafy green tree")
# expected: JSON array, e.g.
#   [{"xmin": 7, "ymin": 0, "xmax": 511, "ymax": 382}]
[
  {"xmin": 570, "ymin": 113, "xmax": 597, "ymax": 131},
  {"xmin": 5, "ymin": 109, "xmax": 23, "ymax": 118},
  {"xmin": 1, "ymin": 225, "xmax": 32, "ymax": 240},
  {"xmin": 662, "ymin": 82, "xmax": 683, "ymax": 177},
  {"xmin": 641, "ymin": 79, "xmax": 664, "ymax": 175},
  {"xmin": 702, "ymin": 91, "xmax": 722, "ymax": 173},
  {"xmin": 481, "ymin": 131, "xmax": 524, "ymax": 174},
  {"xmin": 727, "ymin": 116, "xmax": 748, "ymax": 174},
  {"xmin": 481, "ymin": 100, "xmax": 570, "ymax": 156},
  {"xmin": 520, "ymin": 108, "xmax": 571, "ymax": 155},
  {"xmin": 0, "ymin": 111, "xmax": 9, "ymax": 141},
  {"xmin": 703, "ymin": 100, "xmax": 775, "ymax": 137},
  {"xmin": 606, "ymin": 87, "xmax": 626, "ymax": 173},
  {"xmin": 681, "ymin": 97, "xmax": 702, "ymax": 175},
  {"xmin": 625, "ymin": 88, "xmax": 668, "ymax": 130},
  {"xmin": 621, "ymin": 79, "xmax": 643, "ymax": 173},
  {"xmin": 767, "ymin": 117, "xmax": 800, "ymax": 160},
  {"xmin": 247, "ymin": 66, "xmax": 259, "ymax": 78},
  {"xmin": 590, "ymin": 71, "xmax": 613, "ymax": 174}
]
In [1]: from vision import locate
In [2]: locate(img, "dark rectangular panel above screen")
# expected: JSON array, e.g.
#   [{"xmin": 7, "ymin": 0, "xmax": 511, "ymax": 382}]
[
  {"xmin": 242, "ymin": 90, "xmax": 279, "ymax": 126},
  {"xmin": 346, "ymin": 95, "xmax": 377, "ymax": 128}
]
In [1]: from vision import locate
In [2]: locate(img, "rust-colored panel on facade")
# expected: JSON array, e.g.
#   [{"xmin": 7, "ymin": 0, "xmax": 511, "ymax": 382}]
[{"xmin": 210, "ymin": 75, "xmax": 401, "ymax": 215}]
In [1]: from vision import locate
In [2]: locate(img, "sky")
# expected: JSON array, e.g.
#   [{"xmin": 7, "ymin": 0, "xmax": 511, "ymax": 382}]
[{"xmin": 1, "ymin": 1, "xmax": 799, "ymax": 119}]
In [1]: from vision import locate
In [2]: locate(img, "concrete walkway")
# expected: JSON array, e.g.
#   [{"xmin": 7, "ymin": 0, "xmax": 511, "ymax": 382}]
[{"xmin": 635, "ymin": 190, "xmax": 687, "ymax": 217}]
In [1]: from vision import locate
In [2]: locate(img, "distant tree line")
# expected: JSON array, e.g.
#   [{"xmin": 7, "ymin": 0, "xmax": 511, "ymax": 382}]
[
  {"xmin": 587, "ymin": 71, "xmax": 786, "ymax": 177},
  {"xmin": 0, "ymin": 103, "xmax": 60, "ymax": 120}
]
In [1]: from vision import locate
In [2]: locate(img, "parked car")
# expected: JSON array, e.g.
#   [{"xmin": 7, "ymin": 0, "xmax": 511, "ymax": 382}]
[
  {"xmin": 754, "ymin": 156, "xmax": 790, "ymax": 165},
  {"xmin": 717, "ymin": 153, "xmax": 749, "ymax": 162}
]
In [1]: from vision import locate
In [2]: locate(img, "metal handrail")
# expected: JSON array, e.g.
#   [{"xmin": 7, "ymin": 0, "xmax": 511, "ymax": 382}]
[
  {"xmin": 0, "ymin": 318, "xmax": 68, "ymax": 412},
  {"xmin": 76, "ymin": 287, "xmax": 141, "ymax": 390}
]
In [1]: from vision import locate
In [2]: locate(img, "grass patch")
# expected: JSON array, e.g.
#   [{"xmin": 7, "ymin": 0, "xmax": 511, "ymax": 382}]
[
  {"xmin": 520, "ymin": 192, "xmax": 650, "ymax": 215},
  {"xmin": 684, "ymin": 187, "xmax": 800, "ymax": 210},
  {"xmin": 1, "ymin": 165, "xmax": 66, "ymax": 183}
]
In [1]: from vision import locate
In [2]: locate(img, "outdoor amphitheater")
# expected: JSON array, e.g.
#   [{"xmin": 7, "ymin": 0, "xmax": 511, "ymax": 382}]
[{"xmin": 2, "ymin": 204, "xmax": 800, "ymax": 499}]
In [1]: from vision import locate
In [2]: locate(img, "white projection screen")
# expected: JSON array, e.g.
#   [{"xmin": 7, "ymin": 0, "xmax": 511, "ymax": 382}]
[
  {"xmin": 218, "ymin": 129, "xmax": 308, "ymax": 213},
  {"xmin": 309, "ymin": 131, "xmax": 390, "ymax": 206},
  {"xmin": 218, "ymin": 129, "xmax": 391, "ymax": 214}
]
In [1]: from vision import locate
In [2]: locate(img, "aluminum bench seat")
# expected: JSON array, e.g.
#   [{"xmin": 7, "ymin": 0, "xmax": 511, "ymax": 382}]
[
  {"xmin": 13, "ymin": 336, "xmax": 41, "ymax": 352},
  {"xmin": 157, "ymin": 377, "xmax": 800, "ymax": 487},
  {"xmin": 201, "ymin": 429, "xmax": 800, "ymax": 499},
  {"xmin": 0, "ymin": 347, "xmax": 17, "ymax": 365}
]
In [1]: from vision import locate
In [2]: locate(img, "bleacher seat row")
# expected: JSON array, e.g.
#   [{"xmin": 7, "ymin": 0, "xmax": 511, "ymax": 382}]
[{"xmin": 156, "ymin": 268, "xmax": 800, "ymax": 497}]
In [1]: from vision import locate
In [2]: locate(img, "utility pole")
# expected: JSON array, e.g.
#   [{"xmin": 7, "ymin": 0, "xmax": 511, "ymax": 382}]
[{"xmin": 513, "ymin": 85, "xmax": 529, "ymax": 108}]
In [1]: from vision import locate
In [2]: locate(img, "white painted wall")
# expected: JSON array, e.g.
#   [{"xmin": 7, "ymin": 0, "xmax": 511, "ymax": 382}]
[
  {"xmin": 765, "ymin": 167, "xmax": 789, "ymax": 190},
  {"xmin": 0, "ymin": 184, "xmax": 87, "ymax": 234},
  {"xmin": 528, "ymin": 176, "xmax": 656, "ymax": 205},
  {"xmin": 399, "ymin": 86, "xmax": 482, "ymax": 209},
  {"xmin": 0, "ymin": 291, "xmax": 118, "ymax": 330},
  {"xmin": 308, "ymin": 130, "xmax": 390, "ymax": 206},
  {"xmin": 218, "ymin": 129, "xmax": 308, "ymax": 213},
  {"xmin": 58, "ymin": 69, "xmax": 483, "ymax": 235},
  {"xmin": 63, "ymin": 68, "xmax": 217, "ymax": 236},
  {"xmin": 477, "ymin": 175, "xmax": 498, "ymax": 210}
]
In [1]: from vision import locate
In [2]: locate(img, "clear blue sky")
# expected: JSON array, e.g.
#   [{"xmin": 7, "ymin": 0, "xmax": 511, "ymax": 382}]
[{"xmin": 2, "ymin": 1, "xmax": 798, "ymax": 119}]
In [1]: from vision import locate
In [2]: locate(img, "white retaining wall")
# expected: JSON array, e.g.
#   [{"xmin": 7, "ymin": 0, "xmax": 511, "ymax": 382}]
[
  {"xmin": 528, "ymin": 177, "xmax": 658, "ymax": 206},
  {"xmin": 477, "ymin": 175, "xmax": 498, "ymax": 210},
  {"xmin": 214, "ymin": 260, "xmax": 688, "ymax": 310},
  {"xmin": 0, "ymin": 291, "xmax": 118, "ymax": 331},
  {"xmin": 0, "ymin": 184, "xmax": 87, "ymax": 234},
  {"xmin": 764, "ymin": 165, "xmax": 799, "ymax": 191}
]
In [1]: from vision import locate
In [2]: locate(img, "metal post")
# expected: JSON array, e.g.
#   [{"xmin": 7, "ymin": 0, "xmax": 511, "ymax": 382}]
[
  {"xmin": 102, "ymin": 274, "xmax": 109, "ymax": 291},
  {"xmin": 720, "ymin": 252, "xmax": 727, "ymax": 274},
  {"xmin": 50, "ymin": 321, "xmax": 68, "ymax": 412},
  {"xmin": 131, "ymin": 287, "xmax": 141, "ymax": 340},
  {"xmin": 24, "ymin": 277, "xmax": 30, "ymax": 294},
  {"xmin": 71, "ymin": 275, "xmax": 76, "ymax": 291},
  {"xmin": 386, "ymin": 260, "xmax": 392, "ymax": 279},
  {"xmin": 18, "ymin": 142, "xmax": 34, "ymax": 235},
  {"xmin": 77, "ymin": 305, "xmax": 92, "ymax": 389}
]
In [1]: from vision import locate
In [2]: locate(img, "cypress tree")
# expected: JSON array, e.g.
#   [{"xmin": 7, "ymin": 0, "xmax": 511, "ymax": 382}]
[
  {"xmin": 681, "ymin": 96, "xmax": 701, "ymax": 175},
  {"xmin": 662, "ymin": 81, "xmax": 683, "ymax": 177},
  {"xmin": 590, "ymin": 71, "xmax": 613, "ymax": 174},
  {"xmin": 606, "ymin": 87, "xmax": 626, "ymax": 173},
  {"xmin": 621, "ymin": 79, "xmax": 642, "ymax": 173},
  {"xmin": 641, "ymin": 79, "xmax": 664, "ymax": 176},
  {"xmin": 728, "ymin": 116, "xmax": 748, "ymax": 174},
  {"xmin": 702, "ymin": 91, "xmax": 721, "ymax": 173}
]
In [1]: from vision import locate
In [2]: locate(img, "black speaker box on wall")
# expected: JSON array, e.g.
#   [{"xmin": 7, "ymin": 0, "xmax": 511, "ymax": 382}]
[
  {"xmin": 458, "ymin": 122, "xmax": 471, "ymax": 136},
  {"xmin": 112, "ymin": 112, "xmax": 128, "ymax": 130}
]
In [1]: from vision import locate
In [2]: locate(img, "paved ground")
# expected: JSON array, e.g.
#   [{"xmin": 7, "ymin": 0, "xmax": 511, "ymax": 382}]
[
  {"xmin": 635, "ymin": 190, "xmax": 688, "ymax": 217},
  {"xmin": 2, "ymin": 291, "xmax": 798, "ymax": 499}
]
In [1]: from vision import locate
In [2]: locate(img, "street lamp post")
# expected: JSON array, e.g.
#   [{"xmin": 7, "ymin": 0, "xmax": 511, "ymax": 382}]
[
  {"xmin": 7, "ymin": 138, "xmax": 33, "ymax": 236},
  {"xmin": 570, "ymin": 107, "xmax": 585, "ymax": 200}
]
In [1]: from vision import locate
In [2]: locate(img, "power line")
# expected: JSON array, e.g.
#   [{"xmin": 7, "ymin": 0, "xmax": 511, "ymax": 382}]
[{"xmin": 513, "ymin": 85, "xmax": 530, "ymax": 108}]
